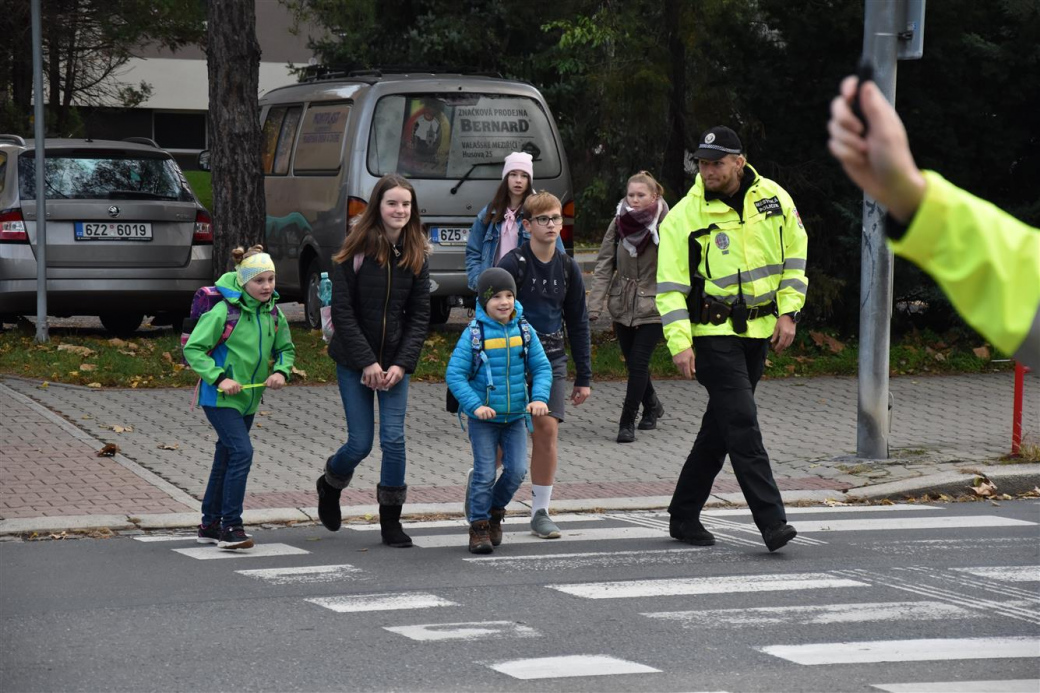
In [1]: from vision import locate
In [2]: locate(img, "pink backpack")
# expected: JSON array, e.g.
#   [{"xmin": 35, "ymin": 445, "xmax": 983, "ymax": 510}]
[
  {"xmin": 321, "ymin": 253, "xmax": 364, "ymax": 343},
  {"xmin": 180, "ymin": 286, "xmax": 278, "ymax": 364}
]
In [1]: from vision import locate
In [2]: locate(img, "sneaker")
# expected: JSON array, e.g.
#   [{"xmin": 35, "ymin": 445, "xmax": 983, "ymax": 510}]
[
  {"xmin": 468, "ymin": 520, "xmax": 493, "ymax": 554},
  {"xmin": 530, "ymin": 509, "xmax": 561, "ymax": 539},
  {"xmin": 669, "ymin": 517, "xmax": 715, "ymax": 546},
  {"xmin": 217, "ymin": 526, "xmax": 254, "ymax": 550},
  {"xmin": 463, "ymin": 468, "xmax": 473, "ymax": 520},
  {"xmin": 196, "ymin": 521, "xmax": 221, "ymax": 545},
  {"xmin": 762, "ymin": 522, "xmax": 797, "ymax": 552}
]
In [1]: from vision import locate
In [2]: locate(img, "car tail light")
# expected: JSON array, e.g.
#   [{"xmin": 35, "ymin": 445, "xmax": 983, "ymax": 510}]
[
  {"xmin": 192, "ymin": 209, "xmax": 213, "ymax": 244},
  {"xmin": 0, "ymin": 208, "xmax": 28, "ymax": 243},
  {"xmin": 346, "ymin": 197, "xmax": 367, "ymax": 233},
  {"xmin": 561, "ymin": 200, "xmax": 575, "ymax": 249}
]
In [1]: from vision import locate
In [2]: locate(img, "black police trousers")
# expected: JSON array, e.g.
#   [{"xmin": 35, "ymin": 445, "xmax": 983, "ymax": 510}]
[{"xmin": 668, "ymin": 335, "xmax": 786, "ymax": 531}]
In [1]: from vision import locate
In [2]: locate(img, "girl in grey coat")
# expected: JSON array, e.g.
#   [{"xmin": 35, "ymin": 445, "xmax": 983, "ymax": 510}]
[{"xmin": 588, "ymin": 171, "xmax": 669, "ymax": 443}]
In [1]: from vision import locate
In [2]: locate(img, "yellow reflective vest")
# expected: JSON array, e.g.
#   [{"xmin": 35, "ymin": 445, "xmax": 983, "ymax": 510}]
[
  {"xmin": 890, "ymin": 171, "xmax": 1040, "ymax": 368},
  {"xmin": 656, "ymin": 164, "xmax": 808, "ymax": 354}
]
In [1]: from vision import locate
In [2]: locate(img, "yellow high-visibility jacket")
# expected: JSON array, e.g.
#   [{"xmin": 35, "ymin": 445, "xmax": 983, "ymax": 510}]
[
  {"xmin": 891, "ymin": 171, "xmax": 1040, "ymax": 368},
  {"xmin": 656, "ymin": 164, "xmax": 808, "ymax": 355}
]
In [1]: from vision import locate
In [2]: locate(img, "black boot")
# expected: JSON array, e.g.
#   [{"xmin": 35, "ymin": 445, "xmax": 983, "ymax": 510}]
[
  {"xmin": 316, "ymin": 458, "xmax": 351, "ymax": 532},
  {"xmin": 669, "ymin": 515, "xmax": 715, "ymax": 546},
  {"xmin": 616, "ymin": 406, "xmax": 638, "ymax": 443},
  {"xmin": 377, "ymin": 484, "xmax": 413, "ymax": 548},
  {"xmin": 638, "ymin": 394, "xmax": 665, "ymax": 430}
]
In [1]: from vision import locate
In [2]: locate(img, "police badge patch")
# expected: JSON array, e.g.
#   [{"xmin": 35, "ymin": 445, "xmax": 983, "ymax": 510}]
[
  {"xmin": 714, "ymin": 232, "xmax": 730, "ymax": 254},
  {"xmin": 754, "ymin": 196, "xmax": 783, "ymax": 216}
]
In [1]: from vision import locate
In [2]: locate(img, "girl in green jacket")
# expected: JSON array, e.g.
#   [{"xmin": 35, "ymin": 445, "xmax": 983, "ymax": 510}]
[{"xmin": 183, "ymin": 245, "xmax": 296, "ymax": 549}]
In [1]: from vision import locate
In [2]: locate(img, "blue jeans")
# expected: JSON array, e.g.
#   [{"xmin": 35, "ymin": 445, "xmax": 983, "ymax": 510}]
[
  {"xmin": 201, "ymin": 406, "xmax": 255, "ymax": 528},
  {"xmin": 467, "ymin": 418, "xmax": 528, "ymax": 523},
  {"xmin": 329, "ymin": 364, "xmax": 410, "ymax": 487}
]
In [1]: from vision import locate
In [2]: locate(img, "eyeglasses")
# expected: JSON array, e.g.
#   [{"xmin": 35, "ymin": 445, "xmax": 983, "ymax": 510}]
[{"xmin": 533, "ymin": 215, "xmax": 564, "ymax": 227}]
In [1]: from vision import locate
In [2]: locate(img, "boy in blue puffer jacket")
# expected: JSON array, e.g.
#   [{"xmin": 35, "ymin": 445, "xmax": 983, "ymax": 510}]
[{"xmin": 446, "ymin": 267, "xmax": 552, "ymax": 554}]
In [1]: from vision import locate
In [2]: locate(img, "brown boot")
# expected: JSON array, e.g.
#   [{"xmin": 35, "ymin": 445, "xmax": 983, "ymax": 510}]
[
  {"xmin": 468, "ymin": 520, "xmax": 493, "ymax": 554},
  {"xmin": 489, "ymin": 507, "xmax": 507, "ymax": 547}
]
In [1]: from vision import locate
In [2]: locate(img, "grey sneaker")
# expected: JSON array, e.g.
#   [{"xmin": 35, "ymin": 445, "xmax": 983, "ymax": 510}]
[{"xmin": 530, "ymin": 509, "xmax": 561, "ymax": 539}]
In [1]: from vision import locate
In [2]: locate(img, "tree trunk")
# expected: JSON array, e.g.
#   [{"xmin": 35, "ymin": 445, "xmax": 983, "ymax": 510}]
[
  {"xmin": 206, "ymin": 0, "xmax": 265, "ymax": 279},
  {"xmin": 662, "ymin": 0, "xmax": 687, "ymax": 198}
]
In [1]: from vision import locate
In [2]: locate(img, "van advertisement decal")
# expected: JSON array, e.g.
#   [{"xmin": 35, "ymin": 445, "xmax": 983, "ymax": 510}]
[
  {"xmin": 295, "ymin": 104, "xmax": 351, "ymax": 172},
  {"xmin": 399, "ymin": 97, "xmax": 453, "ymax": 177},
  {"xmin": 369, "ymin": 93, "xmax": 561, "ymax": 180}
]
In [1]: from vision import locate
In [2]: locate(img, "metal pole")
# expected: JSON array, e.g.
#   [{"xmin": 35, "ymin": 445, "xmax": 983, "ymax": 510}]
[
  {"xmin": 31, "ymin": 0, "xmax": 48, "ymax": 344},
  {"xmin": 856, "ymin": 0, "xmax": 902, "ymax": 459}
]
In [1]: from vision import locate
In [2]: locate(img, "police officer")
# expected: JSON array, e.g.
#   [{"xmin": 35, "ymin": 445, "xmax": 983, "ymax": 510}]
[{"xmin": 656, "ymin": 126, "xmax": 806, "ymax": 552}]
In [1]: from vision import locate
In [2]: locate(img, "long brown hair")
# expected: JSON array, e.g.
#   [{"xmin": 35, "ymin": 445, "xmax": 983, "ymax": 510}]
[
  {"xmin": 482, "ymin": 173, "xmax": 533, "ymax": 225},
  {"xmin": 333, "ymin": 174, "xmax": 430, "ymax": 275}
]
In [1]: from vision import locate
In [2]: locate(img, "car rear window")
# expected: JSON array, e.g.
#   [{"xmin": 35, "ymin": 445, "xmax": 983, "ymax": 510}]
[
  {"xmin": 368, "ymin": 93, "xmax": 562, "ymax": 180},
  {"xmin": 18, "ymin": 151, "xmax": 192, "ymax": 201}
]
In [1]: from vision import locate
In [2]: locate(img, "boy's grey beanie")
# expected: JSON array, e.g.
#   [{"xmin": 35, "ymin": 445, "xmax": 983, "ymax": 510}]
[{"xmin": 476, "ymin": 267, "xmax": 517, "ymax": 309}]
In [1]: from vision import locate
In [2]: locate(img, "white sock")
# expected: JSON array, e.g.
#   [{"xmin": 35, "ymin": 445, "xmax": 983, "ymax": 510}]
[{"xmin": 531, "ymin": 484, "xmax": 553, "ymax": 516}]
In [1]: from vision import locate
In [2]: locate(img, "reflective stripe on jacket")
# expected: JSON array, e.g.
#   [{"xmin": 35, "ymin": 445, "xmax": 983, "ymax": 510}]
[
  {"xmin": 890, "ymin": 171, "xmax": 1040, "ymax": 368},
  {"xmin": 655, "ymin": 164, "xmax": 808, "ymax": 353}
]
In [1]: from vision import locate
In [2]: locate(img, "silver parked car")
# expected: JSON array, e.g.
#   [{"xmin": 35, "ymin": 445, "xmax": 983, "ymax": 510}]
[{"xmin": 0, "ymin": 135, "xmax": 212, "ymax": 335}]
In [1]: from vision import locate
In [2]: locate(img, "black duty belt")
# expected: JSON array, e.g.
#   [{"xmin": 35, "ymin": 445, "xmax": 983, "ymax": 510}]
[
  {"xmin": 746, "ymin": 301, "xmax": 778, "ymax": 321},
  {"xmin": 698, "ymin": 298, "xmax": 777, "ymax": 326}
]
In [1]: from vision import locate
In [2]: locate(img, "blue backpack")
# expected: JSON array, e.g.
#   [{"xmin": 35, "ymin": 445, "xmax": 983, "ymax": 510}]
[{"xmin": 445, "ymin": 317, "xmax": 533, "ymax": 413}]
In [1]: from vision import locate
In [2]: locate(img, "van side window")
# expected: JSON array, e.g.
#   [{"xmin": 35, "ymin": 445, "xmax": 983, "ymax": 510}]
[
  {"xmin": 293, "ymin": 103, "xmax": 351, "ymax": 174},
  {"xmin": 261, "ymin": 105, "xmax": 302, "ymax": 176}
]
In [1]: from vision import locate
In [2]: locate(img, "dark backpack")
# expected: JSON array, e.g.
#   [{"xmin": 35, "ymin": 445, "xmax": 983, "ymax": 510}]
[
  {"xmin": 180, "ymin": 286, "xmax": 279, "ymax": 365},
  {"xmin": 446, "ymin": 317, "xmax": 533, "ymax": 413},
  {"xmin": 507, "ymin": 245, "xmax": 575, "ymax": 296}
]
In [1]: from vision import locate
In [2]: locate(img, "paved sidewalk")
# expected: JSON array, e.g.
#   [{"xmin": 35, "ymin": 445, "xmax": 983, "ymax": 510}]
[{"xmin": 1, "ymin": 369, "xmax": 1038, "ymax": 534}]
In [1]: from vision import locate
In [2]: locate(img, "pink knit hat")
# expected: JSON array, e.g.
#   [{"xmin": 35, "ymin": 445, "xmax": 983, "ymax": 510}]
[{"xmin": 502, "ymin": 151, "xmax": 534, "ymax": 180}]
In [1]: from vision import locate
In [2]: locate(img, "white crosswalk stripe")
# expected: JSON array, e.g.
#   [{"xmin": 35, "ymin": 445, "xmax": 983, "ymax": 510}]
[
  {"xmin": 953, "ymin": 566, "xmax": 1040, "ymax": 583},
  {"xmin": 487, "ymin": 655, "xmax": 661, "ymax": 680},
  {"xmin": 409, "ymin": 525, "xmax": 668, "ymax": 549},
  {"xmin": 171, "ymin": 543, "xmax": 309, "ymax": 560},
  {"xmin": 306, "ymin": 592, "xmax": 457, "ymax": 613},
  {"xmin": 548, "ymin": 572, "xmax": 866, "ymax": 599},
  {"xmin": 759, "ymin": 636, "xmax": 1040, "ymax": 665},
  {"xmin": 235, "ymin": 564, "xmax": 365, "ymax": 585},
  {"xmin": 872, "ymin": 679, "xmax": 1040, "ymax": 692},
  {"xmin": 385, "ymin": 621, "xmax": 538, "ymax": 642},
  {"xmin": 794, "ymin": 515, "xmax": 1035, "ymax": 533},
  {"xmin": 643, "ymin": 600, "xmax": 972, "ymax": 627}
]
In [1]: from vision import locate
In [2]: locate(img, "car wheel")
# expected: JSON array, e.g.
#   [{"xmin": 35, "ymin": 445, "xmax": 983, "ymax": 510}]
[
  {"xmin": 303, "ymin": 258, "xmax": 323, "ymax": 331},
  {"xmin": 99, "ymin": 313, "xmax": 144, "ymax": 337},
  {"xmin": 429, "ymin": 297, "xmax": 453, "ymax": 325}
]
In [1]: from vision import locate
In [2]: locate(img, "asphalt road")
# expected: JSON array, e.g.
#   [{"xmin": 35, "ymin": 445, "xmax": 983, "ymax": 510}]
[{"xmin": 2, "ymin": 501, "xmax": 1038, "ymax": 692}]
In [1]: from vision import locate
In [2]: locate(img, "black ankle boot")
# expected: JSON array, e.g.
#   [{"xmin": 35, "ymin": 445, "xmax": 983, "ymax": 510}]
[
  {"xmin": 616, "ymin": 407, "xmax": 638, "ymax": 443},
  {"xmin": 638, "ymin": 394, "xmax": 665, "ymax": 430},
  {"xmin": 316, "ymin": 460, "xmax": 351, "ymax": 532},
  {"xmin": 377, "ymin": 484, "xmax": 413, "ymax": 548}
]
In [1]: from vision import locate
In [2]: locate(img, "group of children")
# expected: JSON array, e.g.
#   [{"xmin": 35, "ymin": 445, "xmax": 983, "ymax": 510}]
[{"xmin": 184, "ymin": 154, "xmax": 594, "ymax": 554}]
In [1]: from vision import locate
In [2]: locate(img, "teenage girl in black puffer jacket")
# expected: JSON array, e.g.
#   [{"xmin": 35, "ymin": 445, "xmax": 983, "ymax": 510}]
[{"xmin": 316, "ymin": 174, "xmax": 431, "ymax": 548}]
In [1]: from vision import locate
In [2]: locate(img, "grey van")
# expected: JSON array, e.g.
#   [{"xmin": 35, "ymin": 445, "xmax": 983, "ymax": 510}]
[{"xmin": 257, "ymin": 71, "xmax": 574, "ymax": 328}]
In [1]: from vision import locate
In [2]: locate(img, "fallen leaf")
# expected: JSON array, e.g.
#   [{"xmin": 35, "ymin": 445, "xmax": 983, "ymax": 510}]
[
  {"xmin": 879, "ymin": 498, "xmax": 895, "ymax": 505},
  {"xmin": 934, "ymin": 352, "xmax": 946, "ymax": 362},
  {"xmin": 157, "ymin": 443, "xmax": 180, "ymax": 450},
  {"xmin": 57, "ymin": 344, "xmax": 95, "ymax": 357},
  {"xmin": 254, "ymin": 423, "xmax": 263, "ymax": 428},
  {"xmin": 107, "ymin": 338, "xmax": 127, "ymax": 347},
  {"xmin": 258, "ymin": 410, "xmax": 271, "ymax": 416},
  {"xmin": 79, "ymin": 363, "xmax": 96, "ymax": 371},
  {"xmin": 162, "ymin": 352, "xmax": 174, "ymax": 364},
  {"xmin": 291, "ymin": 365, "xmax": 307, "ymax": 378},
  {"xmin": 971, "ymin": 480, "xmax": 998, "ymax": 497},
  {"xmin": 809, "ymin": 330, "xmax": 845, "ymax": 353},
  {"xmin": 972, "ymin": 345, "xmax": 990, "ymax": 360},
  {"xmin": 87, "ymin": 382, "xmax": 102, "ymax": 388},
  {"xmin": 81, "ymin": 414, "xmax": 93, "ymax": 420},
  {"xmin": 118, "ymin": 349, "xmax": 136, "ymax": 356},
  {"xmin": 102, "ymin": 424, "xmax": 134, "ymax": 434},
  {"xmin": 96, "ymin": 443, "xmax": 120, "ymax": 457},
  {"xmin": 824, "ymin": 498, "xmax": 849, "ymax": 507},
  {"xmin": 37, "ymin": 381, "xmax": 49, "ymax": 389},
  {"xmin": 764, "ymin": 358, "xmax": 772, "ymax": 368}
]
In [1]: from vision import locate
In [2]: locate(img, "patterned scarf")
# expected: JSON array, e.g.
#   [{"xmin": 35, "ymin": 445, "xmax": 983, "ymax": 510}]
[{"xmin": 615, "ymin": 198, "xmax": 668, "ymax": 257}]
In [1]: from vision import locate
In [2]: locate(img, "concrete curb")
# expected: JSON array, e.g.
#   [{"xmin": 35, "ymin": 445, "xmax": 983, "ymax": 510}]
[
  {"xmin": 0, "ymin": 515, "xmax": 135, "ymax": 535},
  {"xmin": 844, "ymin": 464, "xmax": 1040, "ymax": 501}
]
